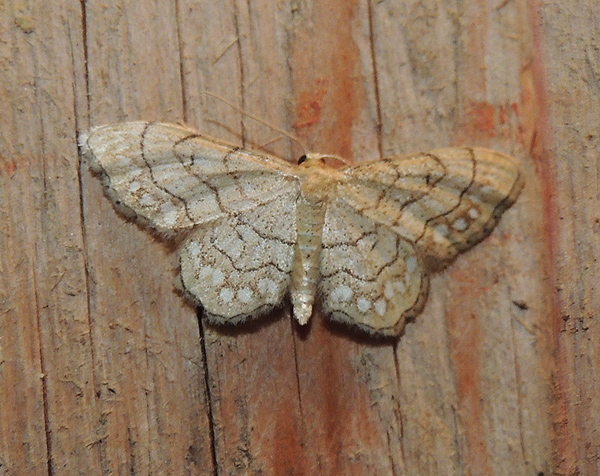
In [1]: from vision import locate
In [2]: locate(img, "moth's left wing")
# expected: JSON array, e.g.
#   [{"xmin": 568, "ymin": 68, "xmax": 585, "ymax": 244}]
[
  {"xmin": 81, "ymin": 122, "xmax": 298, "ymax": 235},
  {"xmin": 179, "ymin": 194, "xmax": 297, "ymax": 323},
  {"xmin": 335, "ymin": 147, "xmax": 524, "ymax": 268}
]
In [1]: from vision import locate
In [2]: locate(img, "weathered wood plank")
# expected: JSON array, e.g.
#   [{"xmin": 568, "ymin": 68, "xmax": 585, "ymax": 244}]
[
  {"xmin": 0, "ymin": 1, "xmax": 100, "ymax": 473},
  {"xmin": 4, "ymin": 0, "xmax": 596, "ymax": 474},
  {"xmin": 178, "ymin": 2, "xmax": 308, "ymax": 474},
  {"xmin": 531, "ymin": 0, "xmax": 600, "ymax": 473},
  {"xmin": 81, "ymin": 0, "xmax": 214, "ymax": 474},
  {"xmin": 286, "ymin": 1, "xmax": 405, "ymax": 474}
]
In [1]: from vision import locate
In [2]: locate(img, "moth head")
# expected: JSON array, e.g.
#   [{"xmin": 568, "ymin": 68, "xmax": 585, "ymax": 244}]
[
  {"xmin": 297, "ymin": 153, "xmax": 348, "ymax": 168},
  {"xmin": 298, "ymin": 153, "xmax": 325, "ymax": 165}
]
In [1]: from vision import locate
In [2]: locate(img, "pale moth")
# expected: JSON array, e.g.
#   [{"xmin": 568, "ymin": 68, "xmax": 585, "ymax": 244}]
[{"xmin": 81, "ymin": 122, "xmax": 523, "ymax": 336}]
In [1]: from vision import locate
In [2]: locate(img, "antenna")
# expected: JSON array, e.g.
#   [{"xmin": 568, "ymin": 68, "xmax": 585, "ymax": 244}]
[
  {"xmin": 323, "ymin": 154, "xmax": 350, "ymax": 166},
  {"xmin": 205, "ymin": 91, "xmax": 309, "ymax": 156}
]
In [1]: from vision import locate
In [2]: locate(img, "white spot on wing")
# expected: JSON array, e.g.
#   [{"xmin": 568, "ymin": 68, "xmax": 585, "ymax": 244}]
[
  {"xmin": 258, "ymin": 278, "xmax": 278, "ymax": 296},
  {"xmin": 470, "ymin": 194, "xmax": 482, "ymax": 205},
  {"xmin": 384, "ymin": 281, "xmax": 395, "ymax": 299},
  {"xmin": 394, "ymin": 280, "xmax": 406, "ymax": 293},
  {"xmin": 453, "ymin": 218, "xmax": 468, "ymax": 231},
  {"xmin": 212, "ymin": 268, "xmax": 224, "ymax": 286},
  {"xmin": 374, "ymin": 299, "xmax": 386, "ymax": 316},
  {"xmin": 468, "ymin": 207, "xmax": 480, "ymax": 219},
  {"xmin": 139, "ymin": 193, "xmax": 157, "ymax": 207},
  {"xmin": 219, "ymin": 288, "xmax": 233, "ymax": 304},
  {"xmin": 238, "ymin": 287, "xmax": 253, "ymax": 303},
  {"xmin": 357, "ymin": 298, "xmax": 371, "ymax": 313},
  {"xmin": 331, "ymin": 285, "xmax": 353, "ymax": 303}
]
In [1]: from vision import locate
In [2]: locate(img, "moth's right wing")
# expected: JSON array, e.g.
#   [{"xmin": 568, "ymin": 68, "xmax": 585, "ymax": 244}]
[
  {"xmin": 320, "ymin": 198, "xmax": 429, "ymax": 336},
  {"xmin": 334, "ymin": 147, "xmax": 524, "ymax": 268},
  {"xmin": 80, "ymin": 122, "xmax": 299, "ymax": 235}
]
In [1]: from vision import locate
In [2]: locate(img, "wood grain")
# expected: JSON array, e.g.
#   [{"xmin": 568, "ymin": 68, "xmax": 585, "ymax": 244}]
[
  {"xmin": 81, "ymin": 1, "xmax": 214, "ymax": 474},
  {"xmin": 530, "ymin": 0, "xmax": 600, "ymax": 474},
  {"xmin": 0, "ymin": 0, "xmax": 595, "ymax": 474}
]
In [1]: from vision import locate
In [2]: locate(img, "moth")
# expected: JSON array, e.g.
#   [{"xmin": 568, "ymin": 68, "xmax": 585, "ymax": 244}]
[{"xmin": 80, "ymin": 122, "xmax": 524, "ymax": 336}]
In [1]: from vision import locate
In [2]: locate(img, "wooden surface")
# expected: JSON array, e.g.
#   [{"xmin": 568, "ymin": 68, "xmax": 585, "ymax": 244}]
[{"xmin": 0, "ymin": 0, "xmax": 596, "ymax": 474}]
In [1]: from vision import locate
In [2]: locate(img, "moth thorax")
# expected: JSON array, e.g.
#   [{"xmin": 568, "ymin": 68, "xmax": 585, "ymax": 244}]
[{"xmin": 299, "ymin": 167, "xmax": 338, "ymax": 205}]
